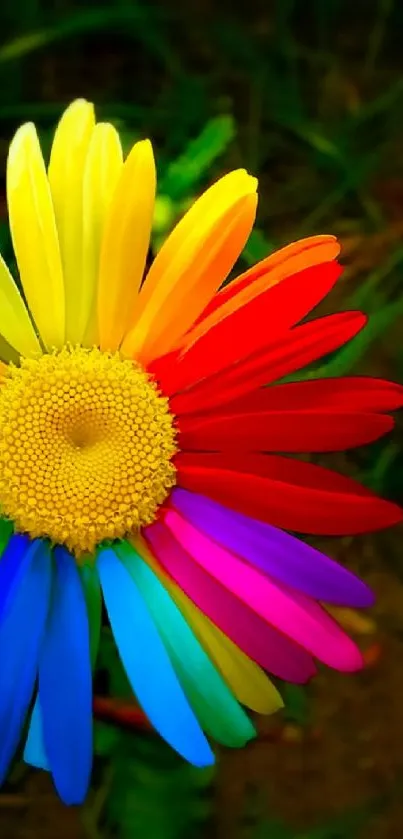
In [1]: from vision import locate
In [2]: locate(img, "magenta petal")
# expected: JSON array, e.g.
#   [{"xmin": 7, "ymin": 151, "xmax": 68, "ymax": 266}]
[
  {"xmin": 162, "ymin": 509, "xmax": 362, "ymax": 672},
  {"xmin": 144, "ymin": 521, "xmax": 316, "ymax": 684},
  {"xmin": 170, "ymin": 488, "xmax": 374, "ymax": 608}
]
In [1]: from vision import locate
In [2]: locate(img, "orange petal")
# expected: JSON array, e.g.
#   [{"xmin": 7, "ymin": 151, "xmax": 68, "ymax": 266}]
[
  {"xmin": 188, "ymin": 234, "xmax": 341, "ymax": 345},
  {"xmin": 121, "ymin": 170, "xmax": 257, "ymax": 364},
  {"xmin": 97, "ymin": 139, "xmax": 156, "ymax": 351}
]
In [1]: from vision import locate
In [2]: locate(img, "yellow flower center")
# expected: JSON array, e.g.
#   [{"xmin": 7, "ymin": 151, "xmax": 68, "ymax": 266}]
[{"xmin": 0, "ymin": 347, "xmax": 177, "ymax": 556}]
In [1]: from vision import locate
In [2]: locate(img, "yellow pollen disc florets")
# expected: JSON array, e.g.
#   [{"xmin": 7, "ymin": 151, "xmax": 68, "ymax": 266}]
[{"xmin": 0, "ymin": 347, "xmax": 178, "ymax": 556}]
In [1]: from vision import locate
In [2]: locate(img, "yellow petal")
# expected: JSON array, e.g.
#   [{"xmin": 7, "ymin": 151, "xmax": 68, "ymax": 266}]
[
  {"xmin": 82, "ymin": 123, "xmax": 123, "ymax": 346},
  {"xmin": 121, "ymin": 170, "xmax": 257, "ymax": 364},
  {"xmin": 0, "ymin": 253, "xmax": 41, "ymax": 357},
  {"xmin": 97, "ymin": 139, "xmax": 156, "ymax": 351},
  {"xmin": 133, "ymin": 534, "xmax": 282, "ymax": 715},
  {"xmin": 48, "ymin": 99, "xmax": 96, "ymax": 344},
  {"xmin": 7, "ymin": 123, "xmax": 65, "ymax": 350},
  {"xmin": 177, "ymin": 599, "xmax": 283, "ymax": 714},
  {"xmin": 325, "ymin": 606, "xmax": 376, "ymax": 635}
]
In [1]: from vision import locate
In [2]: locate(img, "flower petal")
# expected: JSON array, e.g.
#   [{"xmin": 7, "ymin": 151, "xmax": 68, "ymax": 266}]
[
  {"xmin": 7, "ymin": 124, "xmax": 65, "ymax": 349},
  {"xmin": 166, "ymin": 312, "xmax": 367, "ymax": 415},
  {"xmin": 0, "ymin": 255, "xmax": 42, "ymax": 357},
  {"xmin": 48, "ymin": 100, "xmax": 96, "ymax": 344},
  {"xmin": 155, "ymin": 261, "xmax": 341, "ymax": 394},
  {"xmin": 24, "ymin": 698, "xmax": 49, "ymax": 771},
  {"xmin": 218, "ymin": 377, "xmax": 403, "ymax": 415},
  {"xmin": 0, "ymin": 532, "xmax": 33, "ymax": 622},
  {"xmin": 162, "ymin": 509, "xmax": 362, "ymax": 671},
  {"xmin": 38, "ymin": 547, "xmax": 92, "ymax": 806},
  {"xmin": 116, "ymin": 540, "xmax": 256, "ymax": 747},
  {"xmin": 0, "ymin": 539, "xmax": 51, "ymax": 783},
  {"xmin": 197, "ymin": 234, "xmax": 341, "ymax": 325},
  {"xmin": 122, "ymin": 170, "xmax": 257, "ymax": 363},
  {"xmin": 138, "ymin": 530, "xmax": 291, "ymax": 708},
  {"xmin": 82, "ymin": 123, "xmax": 123, "ymax": 346},
  {"xmin": 178, "ymin": 409, "xmax": 394, "ymax": 452},
  {"xmin": 175, "ymin": 452, "xmax": 402, "ymax": 534},
  {"xmin": 98, "ymin": 140, "xmax": 156, "ymax": 351},
  {"xmin": 97, "ymin": 546, "xmax": 214, "ymax": 767},
  {"xmin": 171, "ymin": 489, "xmax": 374, "ymax": 607},
  {"xmin": 144, "ymin": 522, "xmax": 316, "ymax": 684}
]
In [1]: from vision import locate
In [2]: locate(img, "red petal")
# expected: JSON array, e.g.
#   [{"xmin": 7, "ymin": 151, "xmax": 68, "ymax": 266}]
[
  {"xmin": 175, "ymin": 452, "xmax": 402, "ymax": 534},
  {"xmin": 178, "ymin": 411, "xmax": 394, "ymax": 453},
  {"xmin": 222, "ymin": 377, "xmax": 403, "ymax": 415},
  {"xmin": 148, "ymin": 349, "xmax": 179, "ymax": 388},
  {"xmin": 169, "ymin": 311, "xmax": 366, "ymax": 415},
  {"xmin": 162, "ymin": 262, "xmax": 341, "ymax": 394}
]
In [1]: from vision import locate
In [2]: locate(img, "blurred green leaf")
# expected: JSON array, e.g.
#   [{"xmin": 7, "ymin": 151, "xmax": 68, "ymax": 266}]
[
  {"xmin": 350, "ymin": 246, "xmax": 403, "ymax": 308},
  {"xmin": 313, "ymin": 295, "xmax": 403, "ymax": 377},
  {"xmin": 102, "ymin": 732, "xmax": 215, "ymax": 839},
  {"xmin": 243, "ymin": 229, "xmax": 275, "ymax": 264},
  {"xmin": 0, "ymin": 6, "xmax": 178, "ymax": 71},
  {"xmin": 159, "ymin": 115, "xmax": 236, "ymax": 200},
  {"xmin": 281, "ymin": 684, "xmax": 310, "ymax": 727},
  {"xmin": 93, "ymin": 721, "xmax": 121, "ymax": 757}
]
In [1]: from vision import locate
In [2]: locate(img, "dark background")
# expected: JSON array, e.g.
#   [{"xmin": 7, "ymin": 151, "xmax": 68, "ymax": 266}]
[{"xmin": 0, "ymin": 1, "xmax": 403, "ymax": 837}]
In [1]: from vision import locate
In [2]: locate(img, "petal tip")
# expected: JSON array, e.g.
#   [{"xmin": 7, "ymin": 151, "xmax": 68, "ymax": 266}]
[{"xmin": 8, "ymin": 122, "xmax": 37, "ymax": 158}]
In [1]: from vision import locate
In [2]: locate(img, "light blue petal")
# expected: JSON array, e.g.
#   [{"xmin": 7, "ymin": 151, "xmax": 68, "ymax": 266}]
[
  {"xmin": 24, "ymin": 697, "xmax": 49, "ymax": 771},
  {"xmin": 97, "ymin": 547, "xmax": 214, "ymax": 768},
  {"xmin": 116, "ymin": 542, "xmax": 255, "ymax": 747},
  {"xmin": 0, "ymin": 539, "xmax": 51, "ymax": 783},
  {"xmin": 38, "ymin": 547, "xmax": 92, "ymax": 806}
]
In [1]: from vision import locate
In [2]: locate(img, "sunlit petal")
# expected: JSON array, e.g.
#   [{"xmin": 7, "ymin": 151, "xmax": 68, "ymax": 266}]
[
  {"xmin": 7, "ymin": 124, "xmax": 65, "ymax": 349},
  {"xmin": 97, "ymin": 139, "xmax": 156, "ymax": 351},
  {"xmin": 48, "ymin": 99, "xmax": 95, "ymax": 344}
]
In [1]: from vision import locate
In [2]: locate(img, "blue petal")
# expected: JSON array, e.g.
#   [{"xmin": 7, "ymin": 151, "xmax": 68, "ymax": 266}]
[
  {"xmin": 0, "ymin": 539, "xmax": 51, "ymax": 783},
  {"xmin": 38, "ymin": 547, "xmax": 92, "ymax": 806},
  {"xmin": 97, "ymin": 547, "xmax": 214, "ymax": 767},
  {"xmin": 0, "ymin": 533, "xmax": 33, "ymax": 623},
  {"xmin": 24, "ymin": 698, "xmax": 49, "ymax": 771}
]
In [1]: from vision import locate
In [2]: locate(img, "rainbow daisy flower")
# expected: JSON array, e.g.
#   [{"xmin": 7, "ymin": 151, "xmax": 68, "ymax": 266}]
[{"xmin": 0, "ymin": 99, "xmax": 401, "ymax": 804}]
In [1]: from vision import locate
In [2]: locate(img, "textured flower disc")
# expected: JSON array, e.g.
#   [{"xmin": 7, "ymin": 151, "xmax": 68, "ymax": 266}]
[{"xmin": 0, "ymin": 347, "xmax": 177, "ymax": 555}]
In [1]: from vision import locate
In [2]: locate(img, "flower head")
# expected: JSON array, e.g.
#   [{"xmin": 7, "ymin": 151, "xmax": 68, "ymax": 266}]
[{"xmin": 0, "ymin": 100, "xmax": 401, "ymax": 804}]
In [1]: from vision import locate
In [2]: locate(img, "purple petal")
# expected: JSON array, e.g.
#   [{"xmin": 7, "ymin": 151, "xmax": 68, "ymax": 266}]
[{"xmin": 170, "ymin": 488, "xmax": 374, "ymax": 607}]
